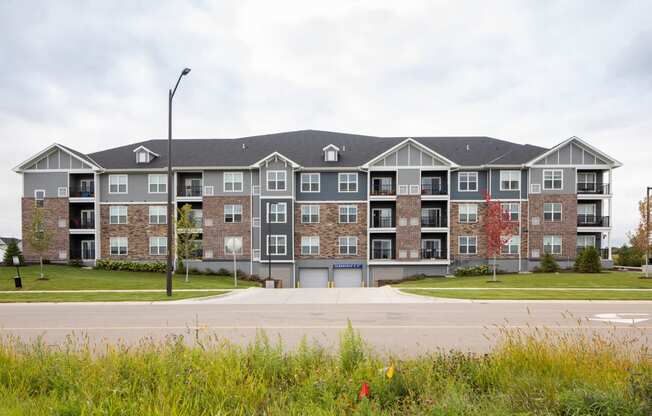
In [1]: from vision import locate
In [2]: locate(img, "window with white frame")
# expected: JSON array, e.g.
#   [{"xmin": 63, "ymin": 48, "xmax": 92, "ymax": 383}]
[
  {"xmin": 543, "ymin": 169, "xmax": 563, "ymax": 190},
  {"xmin": 266, "ymin": 170, "xmax": 286, "ymax": 191},
  {"xmin": 543, "ymin": 235, "xmax": 562, "ymax": 255},
  {"xmin": 110, "ymin": 237, "xmax": 128, "ymax": 256},
  {"xmin": 577, "ymin": 204, "xmax": 596, "ymax": 224},
  {"xmin": 148, "ymin": 174, "xmax": 167, "ymax": 193},
  {"xmin": 458, "ymin": 204, "xmax": 478, "ymax": 223},
  {"xmin": 543, "ymin": 202, "xmax": 562, "ymax": 222},
  {"xmin": 109, "ymin": 206, "xmax": 128, "ymax": 224},
  {"xmin": 372, "ymin": 240, "xmax": 392, "ymax": 259},
  {"xmin": 149, "ymin": 237, "xmax": 167, "ymax": 255},
  {"xmin": 137, "ymin": 151, "xmax": 148, "ymax": 163},
  {"xmin": 224, "ymin": 236, "xmax": 243, "ymax": 255},
  {"xmin": 325, "ymin": 149, "xmax": 338, "ymax": 162},
  {"xmin": 577, "ymin": 234, "xmax": 596, "ymax": 248},
  {"xmin": 300, "ymin": 173, "xmax": 320, "ymax": 192},
  {"xmin": 500, "ymin": 170, "xmax": 520, "ymax": 191},
  {"xmin": 339, "ymin": 236, "xmax": 358, "ymax": 255},
  {"xmin": 338, "ymin": 173, "xmax": 358, "ymax": 192},
  {"xmin": 459, "ymin": 236, "xmax": 477, "ymax": 255},
  {"xmin": 300, "ymin": 205, "xmax": 319, "ymax": 223},
  {"xmin": 268, "ymin": 202, "xmax": 286, "ymax": 223},
  {"xmin": 501, "ymin": 203, "xmax": 520, "ymax": 221},
  {"xmin": 577, "ymin": 172, "xmax": 597, "ymax": 192},
  {"xmin": 224, "ymin": 172, "xmax": 243, "ymax": 192},
  {"xmin": 458, "ymin": 172, "xmax": 478, "ymax": 192},
  {"xmin": 149, "ymin": 206, "xmax": 167, "ymax": 224},
  {"xmin": 339, "ymin": 204, "xmax": 358, "ymax": 223},
  {"xmin": 109, "ymin": 175, "xmax": 128, "ymax": 193},
  {"xmin": 34, "ymin": 190, "xmax": 45, "ymax": 207},
  {"xmin": 267, "ymin": 235, "xmax": 287, "ymax": 255},
  {"xmin": 300, "ymin": 236, "xmax": 319, "ymax": 255},
  {"xmin": 224, "ymin": 204, "xmax": 242, "ymax": 223},
  {"xmin": 502, "ymin": 235, "xmax": 520, "ymax": 255}
]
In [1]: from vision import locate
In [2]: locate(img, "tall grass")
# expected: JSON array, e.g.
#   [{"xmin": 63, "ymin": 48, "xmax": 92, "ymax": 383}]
[{"xmin": 0, "ymin": 324, "xmax": 650, "ymax": 415}]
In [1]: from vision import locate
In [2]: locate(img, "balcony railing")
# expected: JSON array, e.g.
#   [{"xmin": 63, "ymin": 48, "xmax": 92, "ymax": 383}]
[
  {"xmin": 370, "ymin": 184, "xmax": 396, "ymax": 196},
  {"xmin": 69, "ymin": 218, "xmax": 95, "ymax": 229},
  {"xmin": 576, "ymin": 246, "xmax": 609, "ymax": 259},
  {"xmin": 371, "ymin": 248, "xmax": 393, "ymax": 260},
  {"xmin": 577, "ymin": 215, "xmax": 610, "ymax": 227},
  {"xmin": 421, "ymin": 248, "xmax": 447, "ymax": 260},
  {"xmin": 179, "ymin": 185, "xmax": 202, "ymax": 197},
  {"xmin": 421, "ymin": 182, "xmax": 447, "ymax": 195},
  {"xmin": 577, "ymin": 183, "xmax": 610, "ymax": 195},
  {"xmin": 371, "ymin": 217, "xmax": 394, "ymax": 228},
  {"xmin": 69, "ymin": 187, "xmax": 95, "ymax": 198},
  {"xmin": 421, "ymin": 215, "xmax": 447, "ymax": 228}
]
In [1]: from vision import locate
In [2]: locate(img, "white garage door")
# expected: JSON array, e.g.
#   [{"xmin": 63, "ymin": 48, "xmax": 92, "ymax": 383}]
[
  {"xmin": 300, "ymin": 268, "xmax": 329, "ymax": 288},
  {"xmin": 333, "ymin": 268, "xmax": 362, "ymax": 287}
]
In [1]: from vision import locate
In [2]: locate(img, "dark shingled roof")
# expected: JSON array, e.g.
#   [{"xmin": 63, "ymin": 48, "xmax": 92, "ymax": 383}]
[{"xmin": 86, "ymin": 130, "xmax": 548, "ymax": 169}]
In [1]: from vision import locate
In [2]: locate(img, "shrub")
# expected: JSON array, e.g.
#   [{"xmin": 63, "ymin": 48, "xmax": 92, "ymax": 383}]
[
  {"xmin": 95, "ymin": 259, "xmax": 166, "ymax": 273},
  {"xmin": 67, "ymin": 259, "xmax": 83, "ymax": 268},
  {"xmin": 615, "ymin": 244, "xmax": 644, "ymax": 267},
  {"xmin": 2, "ymin": 240, "xmax": 24, "ymax": 266},
  {"xmin": 538, "ymin": 253, "xmax": 560, "ymax": 273},
  {"xmin": 454, "ymin": 264, "xmax": 492, "ymax": 277},
  {"xmin": 217, "ymin": 268, "xmax": 230, "ymax": 276},
  {"xmin": 574, "ymin": 247, "xmax": 602, "ymax": 273}
]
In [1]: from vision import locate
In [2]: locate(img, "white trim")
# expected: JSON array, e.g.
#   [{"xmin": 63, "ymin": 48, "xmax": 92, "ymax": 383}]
[
  {"xmin": 542, "ymin": 169, "xmax": 563, "ymax": 191},
  {"xmin": 362, "ymin": 138, "xmax": 458, "ymax": 168},
  {"xmin": 300, "ymin": 172, "xmax": 320, "ymax": 193},
  {"xmin": 457, "ymin": 171, "xmax": 479, "ymax": 192},
  {"xmin": 499, "ymin": 170, "xmax": 521, "ymax": 191},
  {"xmin": 149, "ymin": 236, "xmax": 168, "ymax": 256},
  {"xmin": 108, "ymin": 174, "xmax": 128, "ymax": 194},
  {"xmin": 300, "ymin": 204, "xmax": 320, "ymax": 224},
  {"xmin": 300, "ymin": 236, "xmax": 320, "ymax": 256},
  {"xmin": 458, "ymin": 235, "xmax": 478, "ymax": 255},
  {"xmin": 338, "ymin": 172, "xmax": 358, "ymax": 193},
  {"xmin": 266, "ymin": 235, "xmax": 287, "ymax": 256},
  {"xmin": 294, "ymin": 200, "xmax": 367, "ymax": 204},
  {"xmin": 251, "ymin": 152, "xmax": 300, "ymax": 168},
  {"xmin": 526, "ymin": 136, "xmax": 622, "ymax": 167},
  {"xmin": 322, "ymin": 144, "xmax": 341, "ymax": 151},
  {"xmin": 223, "ymin": 171, "xmax": 244, "ymax": 193},
  {"xmin": 109, "ymin": 205, "xmax": 128, "ymax": 225},
  {"xmin": 57, "ymin": 187, "xmax": 68, "ymax": 198},
  {"xmin": 132, "ymin": 145, "xmax": 160, "ymax": 157},
  {"xmin": 147, "ymin": 173, "xmax": 167, "ymax": 194},
  {"xmin": 267, "ymin": 201, "xmax": 287, "ymax": 223},
  {"xmin": 266, "ymin": 170, "xmax": 287, "ymax": 192},
  {"xmin": 109, "ymin": 237, "xmax": 128, "ymax": 256},
  {"xmin": 13, "ymin": 143, "xmax": 101, "ymax": 172}
]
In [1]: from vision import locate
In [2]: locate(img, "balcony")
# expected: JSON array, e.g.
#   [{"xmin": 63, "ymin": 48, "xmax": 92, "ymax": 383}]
[
  {"xmin": 370, "ymin": 183, "xmax": 395, "ymax": 196},
  {"xmin": 371, "ymin": 248, "xmax": 393, "ymax": 260},
  {"xmin": 179, "ymin": 185, "xmax": 202, "ymax": 197},
  {"xmin": 421, "ymin": 215, "xmax": 447, "ymax": 228},
  {"xmin": 577, "ymin": 215, "xmax": 610, "ymax": 227},
  {"xmin": 577, "ymin": 183, "xmax": 610, "ymax": 195},
  {"xmin": 421, "ymin": 248, "xmax": 447, "ymax": 260},
  {"xmin": 69, "ymin": 186, "xmax": 95, "ymax": 198},
  {"xmin": 371, "ymin": 217, "xmax": 394, "ymax": 228},
  {"xmin": 69, "ymin": 218, "xmax": 95, "ymax": 229},
  {"xmin": 421, "ymin": 182, "xmax": 447, "ymax": 195}
]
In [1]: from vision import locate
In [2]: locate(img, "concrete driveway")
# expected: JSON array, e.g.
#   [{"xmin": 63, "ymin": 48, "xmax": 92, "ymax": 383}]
[{"xmin": 180, "ymin": 286, "xmax": 442, "ymax": 304}]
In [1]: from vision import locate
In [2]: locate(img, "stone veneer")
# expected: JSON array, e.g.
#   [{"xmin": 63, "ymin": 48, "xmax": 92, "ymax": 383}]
[
  {"xmin": 100, "ymin": 204, "xmax": 169, "ymax": 261},
  {"xmin": 294, "ymin": 203, "xmax": 367, "ymax": 259},
  {"xmin": 395, "ymin": 195, "xmax": 421, "ymax": 259},
  {"xmin": 202, "ymin": 196, "xmax": 251, "ymax": 260},
  {"xmin": 527, "ymin": 194, "xmax": 577, "ymax": 259},
  {"xmin": 22, "ymin": 198, "xmax": 69, "ymax": 262}
]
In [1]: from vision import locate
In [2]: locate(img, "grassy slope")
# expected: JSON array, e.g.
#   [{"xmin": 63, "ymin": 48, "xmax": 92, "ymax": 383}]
[
  {"xmin": 0, "ymin": 291, "xmax": 228, "ymax": 303},
  {"xmin": 394, "ymin": 271, "xmax": 652, "ymax": 289},
  {"xmin": 0, "ymin": 265, "xmax": 259, "ymax": 291},
  {"xmin": 401, "ymin": 289, "xmax": 652, "ymax": 300}
]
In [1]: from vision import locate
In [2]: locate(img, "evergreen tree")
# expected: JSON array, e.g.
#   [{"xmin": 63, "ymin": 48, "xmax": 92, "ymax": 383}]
[
  {"xmin": 539, "ymin": 253, "xmax": 560, "ymax": 273},
  {"xmin": 3, "ymin": 240, "xmax": 25, "ymax": 266},
  {"xmin": 574, "ymin": 247, "xmax": 602, "ymax": 273}
]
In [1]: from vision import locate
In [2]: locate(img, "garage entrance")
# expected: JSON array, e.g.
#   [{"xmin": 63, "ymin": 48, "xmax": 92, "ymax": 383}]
[
  {"xmin": 333, "ymin": 268, "xmax": 363, "ymax": 287},
  {"xmin": 299, "ymin": 268, "xmax": 329, "ymax": 288}
]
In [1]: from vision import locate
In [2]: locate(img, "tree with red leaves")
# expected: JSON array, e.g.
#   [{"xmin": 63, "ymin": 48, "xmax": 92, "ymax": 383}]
[{"xmin": 483, "ymin": 191, "xmax": 514, "ymax": 281}]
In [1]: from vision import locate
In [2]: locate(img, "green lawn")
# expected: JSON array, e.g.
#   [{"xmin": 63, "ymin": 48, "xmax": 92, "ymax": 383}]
[
  {"xmin": 0, "ymin": 265, "xmax": 259, "ymax": 291},
  {"xmin": 401, "ymin": 289, "xmax": 652, "ymax": 301},
  {"xmin": 394, "ymin": 271, "xmax": 652, "ymax": 289},
  {"xmin": 0, "ymin": 291, "xmax": 229, "ymax": 303}
]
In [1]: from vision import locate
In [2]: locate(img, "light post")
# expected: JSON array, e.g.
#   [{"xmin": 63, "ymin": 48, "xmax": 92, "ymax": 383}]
[
  {"xmin": 646, "ymin": 187, "xmax": 651, "ymax": 278},
  {"xmin": 167, "ymin": 68, "xmax": 191, "ymax": 297}
]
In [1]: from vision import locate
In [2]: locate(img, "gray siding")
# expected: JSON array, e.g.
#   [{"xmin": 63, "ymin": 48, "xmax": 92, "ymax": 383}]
[
  {"xmin": 534, "ymin": 141, "xmax": 609, "ymax": 166},
  {"xmin": 25, "ymin": 148, "xmax": 93, "ymax": 170},
  {"xmin": 23, "ymin": 172, "xmax": 67, "ymax": 197},
  {"xmin": 450, "ymin": 170, "xmax": 488, "ymax": 200},
  {"xmin": 260, "ymin": 161, "xmax": 293, "ymax": 198},
  {"xmin": 529, "ymin": 167, "xmax": 575, "ymax": 194},
  {"xmin": 397, "ymin": 169, "xmax": 420, "ymax": 187},
  {"xmin": 99, "ymin": 173, "xmax": 167, "ymax": 202},
  {"xmin": 203, "ymin": 170, "xmax": 252, "ymax": 195},
  {"xmin": 295, "ymin": 171, "xmax": 367, "ymax": 201},
  {"xmin": 260, "ymin": 199, "xmax": 293, "ymax": 261},
  {"xmin": 489, "ymin": 169, "xmax": 526, "ymax": 199},
  {"xmin": 372, "ymin": 142, "xmax": 448, "ymax": 167}
]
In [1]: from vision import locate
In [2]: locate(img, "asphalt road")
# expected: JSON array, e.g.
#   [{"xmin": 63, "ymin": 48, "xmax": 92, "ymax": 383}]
[{"xmin": 0, "ymin": 299, "xmax": 650, "ymax": 355}]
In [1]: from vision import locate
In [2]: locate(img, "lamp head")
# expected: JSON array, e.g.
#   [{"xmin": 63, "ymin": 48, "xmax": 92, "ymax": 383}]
[{"xmin": 182, "ymin": 68, "xmax": 191, "ymax": 76}]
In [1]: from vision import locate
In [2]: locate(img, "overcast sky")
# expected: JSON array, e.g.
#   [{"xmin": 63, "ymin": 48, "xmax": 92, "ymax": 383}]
[{"xmin": 1, "ymin": 1, "xmax": 650, "ymax": 245}]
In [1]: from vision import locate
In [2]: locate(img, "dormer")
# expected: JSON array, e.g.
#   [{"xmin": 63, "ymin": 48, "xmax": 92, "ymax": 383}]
[
  {"xmin": 323, "ymin": 144, "xmax": 340, "ymax": 162},
  {"xmin": 133, "ymin": 146, "xmax": 159, "ymax": 164}
]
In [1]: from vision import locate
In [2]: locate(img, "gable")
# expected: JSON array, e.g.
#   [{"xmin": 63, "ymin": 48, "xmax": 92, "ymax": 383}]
[
  {"xmin": 370, "ymin": 141, "xmax": 451, "ymax": 168},
  {"xmin": 23, "ymin": 147, "xmax": 94, "ymax": 170},
  {"xmin": 530, "ymin": 137, "xmax": 620, "ymax": 167}
]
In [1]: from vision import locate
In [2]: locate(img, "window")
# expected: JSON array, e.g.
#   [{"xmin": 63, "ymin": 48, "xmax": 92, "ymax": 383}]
[
  {"xmin": 459, "ymin": 204, "xmax": 478, "ymax": 223},
  {"xmin": 109, "ymin": 206, "xmax": 128, "ymax": 224},
  {"xmin": 338, "ymin": 173, "xmax": 358, "ymax": 192},
  {"xmin": 224, "ymin": 204, "xmax": 242, "ymax": 223},
  {"xmin": 577, "ymin": 172, "xmax": 597, "ymax": 192},
  {"xmin": 458, "ymin": 172, "xmax": 478, "ymax": 192},
  {"xmin": 502, "ymin": 235, "xmax": 520, "ymax": 255},
  {"xmin": 189, "ymin": 209, "xmax": 203, "ymax": 228},
  {"xmin": 543, "ymin": 203, "xmax": 562, "ymax": 222},
  {"xmin": 301, "ymin": 205, "xmax": 319, "ymax": 223},
  {"xmin": 577, "ymin": 204, "xmax": 596, "ymax": 224},
  {"xmin": 300, "ymin": 236, "xmax": 319, "ymax": 255},
  {"xmin": 224, "ymin": 172, "xmax": 243, "ymax": 192},
  {"xmin": 34, "ymin": 190, "xmax": 45, "ymax": 207},
  {"xmin": 110, "ymin": 237, "xmax": 128, "ymax": 256},
  {"xmin": 325, "ymin": 149, "xmax": 338, "ymax": 161},
  {"xmin": 267, "ymin": 235, "xmax": 287, "ymax": 255},
  {"xmin": 148, "ymin": 174, "xmax": 167, "ymax": 193},
  {"xmin": 58, "ymin": 187, "xmax": 68, "ymax": 197},
  {"xmin": 300, "ymin": 173, "xmax": 320, "ymax": 192},
  {"xmin": 149, "ymin": 237, "xmax": 167, "ymax": 255},
  {"xmin": 137, "ymin": 151, "xmax": 148, "ymax": 163},
  {"xmin": 267, "ymin": 170, "xmax": 286, "ymax": 191},
  {"xmin": 339, "ymin": 236, "xmax": 358, "ymax": 255},
  {"xmin": 109, "ymin": 175, "xmax": 128, "ymax": 193},
  {"xmin": 339, "ymin": 205, "xmax": 358, "ymax": 223},
  {"xmin": 543, "ymin": 235, "xmax": 562, "ymax": 255},
  {"xmin": 501, "ymin": 203, "xmax": 520, "ymax": 221},
  {"xmin": 577, "ymin": 235, "xmax": 596, "ymax": 248},
  {"xmin": 149, "ymin": 206, "xmax": 167, "ymax": 224},
  {"xmin": 459, "ymin": 236, "xmax": 478, "ymax": 255},
  {"xmin": 543, "ymin": 169, "xmax": 563, "ymax": 190},
  {"xmin": 500, "ymin": 170, "xmax": 520, "ymax": 191},
  {"xmin": 372, "ymin": 240, "xmax": 392, "ymax": 259},
  {"xmin": 268, "ymin": 202, "xmax": 286, "ymax": 223},
  {"xmin": 224, "ymin": 236, "xmax": 243, "ymax": 255}
]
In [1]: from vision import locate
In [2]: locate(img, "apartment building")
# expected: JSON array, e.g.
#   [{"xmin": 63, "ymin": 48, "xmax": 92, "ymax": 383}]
[{"xmin": 13, "ymin": 130, "xmax": 621, "ymax": 287}]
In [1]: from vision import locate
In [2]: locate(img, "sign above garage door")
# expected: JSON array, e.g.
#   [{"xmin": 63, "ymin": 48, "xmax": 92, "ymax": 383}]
[{"xmin": 334, "ymin": 264, "xmax": 363, "ymax": 269}]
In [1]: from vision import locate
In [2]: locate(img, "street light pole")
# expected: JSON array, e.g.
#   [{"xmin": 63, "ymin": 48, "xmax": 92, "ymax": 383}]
[
  {"xmin": 646, "ymin": 187, "xmax": 651, "ymax": 278},
  {"xmin": 166, "ymin": 68, "xmax": 191, "ymax": 297}
]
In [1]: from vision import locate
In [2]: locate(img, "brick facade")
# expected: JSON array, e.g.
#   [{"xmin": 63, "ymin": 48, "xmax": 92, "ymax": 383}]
[
  {"xmin": 100, "ymin": 204, "xmax": 169, "ymax": 261},
  {"xmin": 294, "ymin": 203, "xmax": 367, "ymax": 259},
  {"xmin": 21, "ymin": 198, "xmax": 69, "ymax": 262},
  {"xmin": 527, "ymin": 194, "xmax": 577, "ymax": 259},
  {"xmin": 396, "ymin": 195, "xmax": 421, "ymax": 259},
  {"xmin": 202, "ymin": 196, "xmax": 251, "ymax": 260}
]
